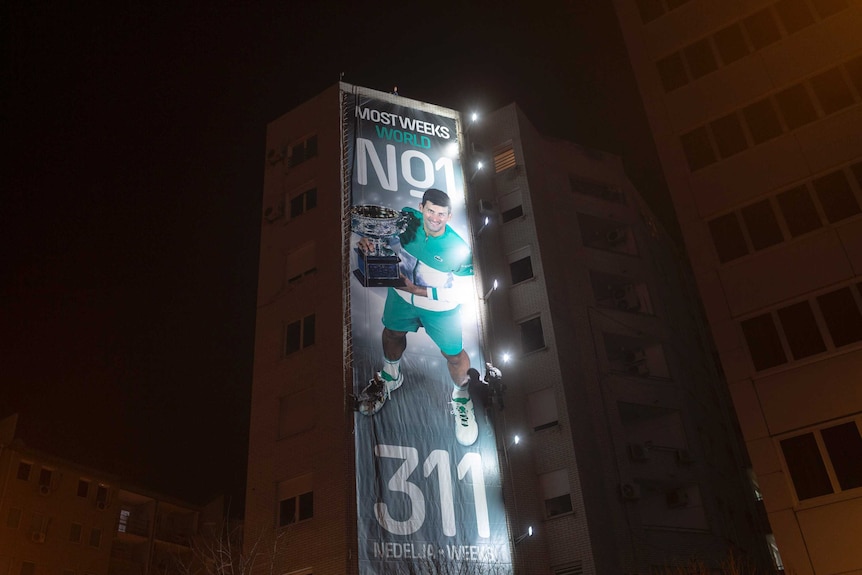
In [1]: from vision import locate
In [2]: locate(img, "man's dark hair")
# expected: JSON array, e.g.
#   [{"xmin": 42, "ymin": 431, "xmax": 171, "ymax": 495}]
[{"xmin": 421, "ymin": 188, "xmax": 451, "ymax": 210}]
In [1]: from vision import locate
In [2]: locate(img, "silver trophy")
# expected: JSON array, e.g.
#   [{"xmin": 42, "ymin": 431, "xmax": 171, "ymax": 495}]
[{"xmin": 351, "ymin": 205, "xmax": 410, "ymax": 287}]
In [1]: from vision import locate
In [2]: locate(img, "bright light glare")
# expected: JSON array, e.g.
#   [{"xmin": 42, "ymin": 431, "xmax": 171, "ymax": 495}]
[
  {"xmin": 502, "ymin": 352, "xmax": 511, "ymax": 363},
  {"xmin": 477, "ymin": 161, "xmax": 484, "ymax": 170},
  {"xmin": 514, "ymin": 435, "xmax": 520, "ymax": 445},
  {"xmin": 484, "ymin": 216, "xmax": 490, "ymax": 226},
  {"xmin": 471, "ymin": 112, "xmax": 479, "ymax": 122},
  {"xmin": 444, "ymin": 142, "xmax": 460, "ymax": 158},
  {"xmin": 493, "ymin": 279, "xmax": 499, "ymax": 290},
  {"xmin": 527, "ymin": 526, "xmax": 533, "ymax": 537}
]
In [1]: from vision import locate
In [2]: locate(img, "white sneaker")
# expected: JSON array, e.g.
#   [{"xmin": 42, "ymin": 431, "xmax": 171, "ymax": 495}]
[
  {"xmin": 451, "ymin": 397, "xmax": 478, "ymax": 446},
  {"xmin": 357, "ymin": 371, "xmax": 403, "ymax": 416}
]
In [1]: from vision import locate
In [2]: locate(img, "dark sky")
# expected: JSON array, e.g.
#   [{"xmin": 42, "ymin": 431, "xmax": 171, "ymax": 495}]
[{"xmin": 2, "ymin": 1, "xmax": 670, "ymax": 507}]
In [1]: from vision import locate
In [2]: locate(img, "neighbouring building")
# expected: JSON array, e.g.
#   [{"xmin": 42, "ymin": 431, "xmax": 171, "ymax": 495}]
[
  {"xmin": 613, "ymin": 1, "xmax": 862, "ymax": 573},
  {"xmin": 245, "ymin": 83, "xmax": 772, "ymax": 575}
]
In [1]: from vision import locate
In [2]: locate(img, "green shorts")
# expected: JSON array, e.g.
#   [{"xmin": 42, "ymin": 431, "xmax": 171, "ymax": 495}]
[{"xmin": 382, "ymin": 288, "xmax": 463, "ymax": 356}]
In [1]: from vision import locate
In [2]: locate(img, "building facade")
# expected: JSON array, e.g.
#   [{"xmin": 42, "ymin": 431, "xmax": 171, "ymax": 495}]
[
  {"xmin": 612, "ymin": 1, "xmax": 862, "ymax": 573},
  {"xmin": 0, "ymin": 415, "xmax": 210, "ymax": 575},
  {"xmin": 246, "ymin": 83, "xmax": 771, "ymax": 575}
]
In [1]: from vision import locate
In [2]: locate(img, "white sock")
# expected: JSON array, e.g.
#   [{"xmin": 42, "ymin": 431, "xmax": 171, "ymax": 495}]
[
  {"xmin": 382, "ymin": 358, "xmax": 401, "ymax": 380},
  {"xmin": 452, "ymin": 381, "xmax": 470, "ymax": 400}
]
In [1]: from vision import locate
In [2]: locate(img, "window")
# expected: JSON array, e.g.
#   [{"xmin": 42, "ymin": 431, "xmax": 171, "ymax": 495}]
[
  {"xmin": 39, "ymin": 468, "xmax": 53, "ymax": 488},
  {"xmin": 810, "ymin": 67, "xmax": 855, "ymax": 115},
  {"xmin": 6, "ymin": 507, "xmax": 22, "ymax": 529},
  {"xmin": 713, "ymin": 23, "xmax": 749, "ymax": 65},
  {"xmin": 285, "ymin": 314, "xmax": 315, "ymax": 356},
  {"xmin": 845, "ymin": 55, "xmax": 862, "ymax": 95},
  {"xmin": 278, "ymin": 474, "xmax": 314, "ymax": 526},
  {"xmin": 710, "ymin": 113, "xmax": 748, "ymax": 158},
  {"xmin": 118, "ymin": 509, "xmax": 130, "ymax": 533},
  {"xmin": 288, "ymin": 135, "xmax": 318, "ymax": 168},
  {"xmin": 777, "ymin": 301, "xmax": 826, "ymax": 359},
  {"xmin": 527, "ymin": 388, "xmax": 559, "ymax": 431},
  {"xmin": 30, "ymin": 513, "xmax": 48, "ymax": 538},
  {"xmin": 777, "ymin": 185, "xmax": 822, "ymax": 237},
  {"xmin": 782, "ymin": 421, "xmax": 862, "ymax": 500},
  {"xmin": 708, "ymin": 212, "xmax": 748, "ymax": 263},
  {"xmin": 96, "ymin": 484, "xmax": 109, "ymax": 506},
  {"xmin": 539, "ymin": 469, "xmax": 573, "ymax": 517},
  {"xmin": 741, "ymin": 313, "xmax": 787, "ymax": 370},
  {"xmin": 520, "ymin": 316, "xmax": 545, "ymax": 353},
  {"xmin": 289, "ymin": 187, "xmax": 317, "ymax": 219},
  {"xmin": 812, "ymin": 170, "xmax": 860, "ymax": 223},
  {"xmin": 680, "ymin": 126, "xmax": 716, "ymax": 171},
  {"xmin": 817, "ymin": 287, "xmax": 862, "ymax": 347},
  {"xmin": 569, "ymin": 176, "xmax": 623, "ymax": 203},
  {"xmin": 775, "ymin": 84, "xmax": 818, "ymax": 129},
  {"xmin": 636, "ymin": 0, "xmax": 664, "ymax": 23},
  {"xmin": 775, "ymin": 0, "xmax": 815, "ymax": 33},
  {"xmin": 657, "ymin": 52, "xmax": 688, "ymax": 92},
  {"xmin": 286, "ymin": 242, "xmax": 316, "ymax": 284},
  {"xmin": 740, "ymin": 200, "xmax": 783, "ymax": 250},
  {"xmin": 509, "ymin": 255, "xmax": 534, "ymax": 285},
  {"xmin": 77, "ymin": 479, "xmax": 90, "ymax": 498},
  {"xmin": 70, "ymin": 522, "xmax": 82, "ymax": 543},
  {"xmin": 16, "ymin": 461, "xmax": 31, "ymax": 481},
  {"xmin": 492, "ymin": 144, "xmax": 516, "ymax": 173},
  {"xmin": 20, "ymin": 563, "xmax": 35, "ymax": 575},
  {"xmin": 279, "ymin": 388, "xmax": 316, "ymax": 438},
  {"xmin": 683, "ymin": 39, "xmax": 718, "ymax": 80},
  {"xmin": 499, "ymin": 190, "xmax": 524, "ymax": 223},
  {"xmin": 89, "ymin": 527, "xmax": 102, "ymax": 548},
  {"xmin": 742, "ymin": 98, "xmax": 783, "ymax": 144},
  {"xmin": 744, "ymin": 8, "xmax": 782, "ymax": 50}
]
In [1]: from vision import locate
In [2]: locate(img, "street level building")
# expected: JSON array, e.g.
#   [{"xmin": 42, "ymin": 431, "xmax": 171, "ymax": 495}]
[
  {"xmin": 613, "ymin": 1, "xmax": 862, "ymax": 573},
  {"xmin": 246, "ymin": 83, "xmax": 771, "ymax": 575}
]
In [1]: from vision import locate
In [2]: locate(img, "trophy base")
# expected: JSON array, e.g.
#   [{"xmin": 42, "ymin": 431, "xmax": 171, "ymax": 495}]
[{"xmin": 353, "ymin": 248, "xmax": 404, "ymax": 288}]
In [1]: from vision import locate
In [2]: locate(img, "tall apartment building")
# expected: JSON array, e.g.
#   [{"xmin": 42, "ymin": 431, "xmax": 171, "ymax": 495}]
[
  {"xmin": 246, "ymin": 83, "xmax": 771, "ymax": 575},
  {"xmin": 613, "ymin": 1, "xmax": 862, "ymax": 573},
  {"xmin": 0, "ymin": 414, "xmax": 213, "ymax": 575}
]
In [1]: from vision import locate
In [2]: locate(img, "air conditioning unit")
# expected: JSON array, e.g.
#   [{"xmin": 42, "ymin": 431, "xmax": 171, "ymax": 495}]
[
  {"xmin": 31, "ymin": 532, "xmax": 46, "ymax": 543},
  {"xmin": 666, "ymin": 488, "xmax": 689, "ymax": 508},
  {"xmin": 625, "ymin": 348, "xmax": 647, "ymax": 365},
  {"xmin": 606, "ymin": 228, "xmax": 627, "ymax": 245},
  {"xmin": 628, "ymin": 443, "xmax": 649, "ymax": 462},
  {"xmin": 629, "ymin": 363, "xmax": 650, "ymax": 376},
  {"xmin": 38, "ymin": 484, "xmax": 50, "ymax": 496},
  {"xmin": 676, "ymin": 449, "xmax": 694, "ymax": 464},
  {"xmin": 620, "ymin": 482, "xmax": 641, "ymax": 501},
  {"xmin": 96, "ymin": 500, "xmax": 109, "ymax": 510},
  {"xmin": 264, "ymin": 201, "xmax": 285, "ymax": 222}
]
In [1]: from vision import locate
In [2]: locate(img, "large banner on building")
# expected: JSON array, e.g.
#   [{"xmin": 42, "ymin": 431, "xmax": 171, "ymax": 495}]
[{"xmin": 343, "ymin": 86, "xmax": 512, "ymax": 575}]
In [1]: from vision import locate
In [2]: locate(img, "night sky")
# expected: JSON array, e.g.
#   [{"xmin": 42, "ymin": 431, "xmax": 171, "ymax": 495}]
[{"xmin": 2, "ymin": 2, "xmax": 670, "ymax": 508}]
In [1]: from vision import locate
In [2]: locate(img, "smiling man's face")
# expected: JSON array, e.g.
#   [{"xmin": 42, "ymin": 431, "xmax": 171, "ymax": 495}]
[{"xmin": 420, "ymin": 201, "xmax": 452, "ymax": 237}]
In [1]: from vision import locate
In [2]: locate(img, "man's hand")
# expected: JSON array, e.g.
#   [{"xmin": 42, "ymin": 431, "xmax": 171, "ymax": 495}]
[
  {"xmin": 357, "ymin": 237, "xmax": 375, "ymax": 254},
  {"xmin": 396, "ymin": 274, "xmax": 428, "ymax": 298}
]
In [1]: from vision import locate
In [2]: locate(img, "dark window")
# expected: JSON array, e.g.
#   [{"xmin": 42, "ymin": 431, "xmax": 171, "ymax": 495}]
[
  {"xmin": 39, "ymin": 468, "xmax": 52, "ymax": 487},
  {"xmin": 545, "ymin": 494, "xmax": 573, "ymax": 517},
  {"xmin": 279, "ymin": 491, "xmax": 313, "ymax": 526},
  {"xmin": 713, "ymin": 23, "xmax": 750, "ymax": 65},
  {"xmin": 813, "ymin": 170, "xmax": 860, "ymax": 223},
  {"xmin": 781, "ymin": 433, "xmax": 833, "ymax": 499},
  {"xmin": 6, "ymin": 507, "xmax": 22, "ymax": 529},
  {"xmin": 811, "ymin": 0, "xmax": 848, "ymax": 18},
  {"xmin": 666, "ymin": 0, "xmax": 691, "ymax": 8},
  {"xmin": 657, "ymin": 52, "xmax": 689, "ymax": 92},
  {"xmin": 501, "ymin": 205, "xmax": 524, "ymax": 223},
  {"xmin": 89, "ymin": 527, "xmax": 102, "ymax": 548},
  {"xmin": 821, "ymin": 422, "xmax": 862, "ymax": 491},
  {"xmin": 741, "ymin": 200, "xmax": 783, "ymax": 250},
  {"xmin": 710, "ymin": 113, "xmax": 748, "ymax": 158},
  {"xmin": 809, "ymin": 67, "xmax": 855, "ymax": 115},
  {"xmin": 77, "ymin": 479, "xmax": 90, "ymax": 498},
  {"xmin": 520, "ymin": 317, "xmax": 545, "ymax": 353},
  {"xmin": 683, "ymin": 39, "xmax": 718, "ymax": 79},
  {"xmin": 775, "ymin": 84, "xmax": 818, "ymax": 129},
  {"xmin": 20, "ymin": 563, "xmax": 36, "ymax": 575},
  {"xmin": 16, "ymin": 462, "xmax": 31, "ymax": 481},
  {"xmin": 743, "ymin": 98, "xmax": 783, "ymax": 144},
  {"xmin": 96, "ymin": 485, "xmax": 109, "ymax": 503},
  {"xmin": 510, "ymin": 256, "xmax": 534, "ymax": 285},
  {"xmin": 285, "ymin": 314, "xmax": 315, "ymax": 356},
  {"xmin": 288, "ymin": 135, "xmax": 318, "ymax": 168},
  {"xmin": 636, "ymin": 0, "xmax": 664, "ymax": 23},
  {"xmin": 844, "ymin": 55, "xmax": 862, "ymax": 95},
  {"xmin": 290, "ymin": 187, "xmax": 318, "ymax": 218},
  {"xmin": 744, "ymin": 8, "xmax": 782, "ymax": 50},
  {"xmin": 680, "ymin": 126, "xmax": 716, "ymax": 171},
  {"xmin": 708, "ymin": 213, "xmax": 749, "ymax": 262},
  {"xmin": 774, "ymin": 0, "xmax": 815, "ymax": 33},
  {"xmin": 741, "ymin": 313, "xmax": 787, "ymax": 370},
  {"xmin": 817, "ymin": 288, "xmax": 862, "ymax": 347},
  {"xmin": 777, "ymin": 185, "xmax": 822, "ymax": 236},
  {"xmin": 853, "ymin": 161, "xmax": 862, "ymax": 188},
  {"xmin": 70, "ymin": 523, "xmax": 82, "ymax": 543},
  {"xmin": 777, "ymin": 301, "xmax": 826, "ymax": 359}
]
